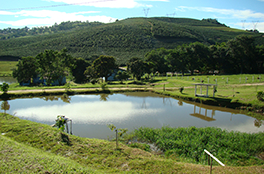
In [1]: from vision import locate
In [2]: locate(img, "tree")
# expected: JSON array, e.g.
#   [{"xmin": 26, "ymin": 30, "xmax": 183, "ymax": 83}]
[
  {"xmin": 166, "ymin": 47, "xmax": 187, "ymax": 75},
  {"xmin": 0, "ymin": 83, "xmax": 9, "ymax": 94},
  {"xmin": 84, "ymin": 66, "xmax": 97, "ymax": 83},
  {"xmin": 188, "ymin": 42, "xmax": 210, "ymax": 74},
  {"xmin": 226, "ymin": 35, "xmax": 256, "ymax": 74},
  {"xmin": 70, "ymin": 58, "xmax": 90, "ymax": 83},
  {"xmin": 36, "ymin": 49, "xmax": 73, "ymax": 85},
  {"xmin": 144, "ymin": 48, "xmax": 170, "ymax": 75},
  {"xmin": 115, "ymin": 71, "xmax": 130, "ymax": 83},
  {"xmin": 1, "ymin": 100, "xmax": 10, "ymax": 115},
  {"xmin": 127, "ymin": 57, "xmax": 147, "ymax": 80},
  {"xmin": 12, "ymin": 56, "xmax": 38, "ymax": 84},
  {"xmin": 92, "ymin": 55, "xmax": 117, "ymax": 82}
]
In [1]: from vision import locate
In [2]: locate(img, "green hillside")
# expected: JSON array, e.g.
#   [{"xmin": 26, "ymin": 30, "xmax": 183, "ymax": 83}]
[{"xmin": 0, "ymin": 17, "xmax": 263, "ymax": 64}]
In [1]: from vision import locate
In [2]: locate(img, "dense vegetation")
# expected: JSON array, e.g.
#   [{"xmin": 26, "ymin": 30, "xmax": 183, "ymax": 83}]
[
  {"xmin": 0, "ymin": 17, "xmax": 263, "ymax": 64},
  {"xmin": 130, "ymin": 35, "xmax": 264, "ymax": 77},
  {"xmin": 12, "ymin": 49, "xmax": 74, "ymax": 85},
  {"xmin": 0, "ymin": 21, "xmax": 102, "ymax": 40},
  {"xmin": 128, "ymin": 126, "xmax": 264, "ymax": 166}
]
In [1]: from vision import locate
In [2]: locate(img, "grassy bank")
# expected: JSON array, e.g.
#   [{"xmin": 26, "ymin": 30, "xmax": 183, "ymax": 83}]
[
  {"xmin": 0, "ymin": 61, "xmax": 17, "ymax": 77},
  {"xmin": 1, "ymin": 113, "xmax": 264, "ymax": 173}
]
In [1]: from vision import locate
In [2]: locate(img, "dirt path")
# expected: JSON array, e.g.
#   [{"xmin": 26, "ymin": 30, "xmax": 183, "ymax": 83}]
[{"xmin": 3, "ymin": 82, "xmax": 264, "ymax": 95}]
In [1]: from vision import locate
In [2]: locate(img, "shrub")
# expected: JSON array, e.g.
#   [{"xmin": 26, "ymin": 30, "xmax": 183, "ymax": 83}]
[{"xmin": 257, "ymin": 91, "xmax": 264, "ymax": 101}]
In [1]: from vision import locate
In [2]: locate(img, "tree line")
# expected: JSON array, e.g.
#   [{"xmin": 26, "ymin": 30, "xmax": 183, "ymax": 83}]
[
  {"xmin": 12, "ymin": 35, "xmax": 264, "ymax": 85},
  {"xmin": 0, "ymin": 21, "xmax": 102, "ymax": 40},
  {"xmin": 128, "ymin": 35, "xmax": 264, "ymax": 80}
]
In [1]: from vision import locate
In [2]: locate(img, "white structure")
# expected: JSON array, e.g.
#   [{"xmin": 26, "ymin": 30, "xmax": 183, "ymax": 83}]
[{"xmin": 193, "ymin": 83, "xmax": 217, "ymax": 98}]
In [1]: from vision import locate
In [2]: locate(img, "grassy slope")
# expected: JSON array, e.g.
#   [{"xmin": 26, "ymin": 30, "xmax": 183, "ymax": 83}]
[
  {"xmin": 0, "ymin": 17, "xmax": 263, "ymax": 64},
  {"xmin": 0, "ymin": 61, "xmax": 17, "ymax": 76},
  {"xmin": 1, "ymin": 113, "xmax": 264, "ymax": 173}
]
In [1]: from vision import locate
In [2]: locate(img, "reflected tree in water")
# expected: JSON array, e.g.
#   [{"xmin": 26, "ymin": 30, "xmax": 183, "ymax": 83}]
[
  {"xmin": 61, "ymin": 94, "xmax": 71, "ymax": 103},
  {"xmin": 1, "ymin": 100, "xmax": 10, "ymax": 115},
  {"xmin": 42, "ymin": 95, "xmax": 71, "ymax": 103},
  {"xmin": 100, "ymin": 94, "xmax": 110, "ymax": 101},
  {"xmin": 178, "ymin": 100, "xmax": 183, "ymax": 106},
  {"xmin": 254, "ymin": 119, "xmax": 262, "ymax": 128}
]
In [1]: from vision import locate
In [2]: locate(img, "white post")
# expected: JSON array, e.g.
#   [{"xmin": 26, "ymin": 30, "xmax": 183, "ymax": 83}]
[
  {"xmin": 195, "ymin": 85, "xmax": 197, "ymax": 96},
  {"xmin": 206, "ymin": 85, "xmax": 209, "ymax": 97},
  {"xmin": 252, "ymin": 76, "xmax": 254, "ymax": 82}
]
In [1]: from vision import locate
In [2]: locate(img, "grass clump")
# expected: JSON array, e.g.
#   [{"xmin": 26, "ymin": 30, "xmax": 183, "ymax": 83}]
[{"xmin": 128, "ymin": 126, "xmax": 264, "ymax": 166}]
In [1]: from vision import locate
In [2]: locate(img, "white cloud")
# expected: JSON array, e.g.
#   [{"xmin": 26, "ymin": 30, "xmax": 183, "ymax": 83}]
[
  {"xmin": 45, "ymin": 0, "xmax": 143, "ymax": 8},
  {"xmin": 0, "ymin": 9, "xmax": 116, "ymax": 28},
  {"xmin": 175, "ymin": 6, "xmax": 264, "ymax": 20},
  {"xmin": 43, "ymin": 0, "xmax": 168, "ymax": 8}
]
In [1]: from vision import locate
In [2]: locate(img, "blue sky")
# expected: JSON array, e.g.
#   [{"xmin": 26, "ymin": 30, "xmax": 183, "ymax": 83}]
[{"xmin": 0, "ymin": 0, "xmax": 264, "ymax": 32}]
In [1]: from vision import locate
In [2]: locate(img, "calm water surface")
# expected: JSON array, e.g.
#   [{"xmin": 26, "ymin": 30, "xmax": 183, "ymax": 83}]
[{"xmin": 2, "ymin": 92, "xmax": 263, "ymax": 139}]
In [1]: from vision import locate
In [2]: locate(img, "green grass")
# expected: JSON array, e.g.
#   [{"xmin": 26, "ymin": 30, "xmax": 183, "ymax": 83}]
[
  {"xmin": 1, "ymin": 113, "xmax": 264, "ymax": 173},
  {"xmin": 0, "ymin": 135, "xmax": 98, "ymax": 173},
  {"xmin": 126, "ymin": 126, "xmax": 264, "ymax": 166},
  {"xmin": 0, "ymin": 61, "xmax": 17, "ymax": 76}
]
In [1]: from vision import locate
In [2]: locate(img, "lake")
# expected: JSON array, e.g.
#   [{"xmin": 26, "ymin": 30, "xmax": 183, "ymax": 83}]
[{"xmin": 1, "ymin": 92, "xmax": 263, "ymax": 139}]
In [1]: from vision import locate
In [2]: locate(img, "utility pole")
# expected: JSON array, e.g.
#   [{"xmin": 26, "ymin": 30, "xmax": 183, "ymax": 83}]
[
  {"xmin": 143, "ymin": 8, "xmax": 150, "ymax": 17},
  {"xmin": 241, "ymin": 20, "xmax": 246, "ymax": 30}
]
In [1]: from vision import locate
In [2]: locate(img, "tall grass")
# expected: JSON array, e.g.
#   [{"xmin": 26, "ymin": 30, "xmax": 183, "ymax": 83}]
[{"xmin": 129, "ymin": 126, "xmax": 264, "ymax": 166}]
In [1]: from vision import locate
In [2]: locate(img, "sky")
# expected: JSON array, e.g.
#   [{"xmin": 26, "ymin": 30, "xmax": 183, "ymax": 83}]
[{"xmin": 0, "ymin": 0, "xmax": 264, "ymax": 33}]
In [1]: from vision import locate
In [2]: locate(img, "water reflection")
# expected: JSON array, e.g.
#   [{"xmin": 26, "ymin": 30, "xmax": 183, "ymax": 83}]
[
  {"xmin": 42, "ymin": 94, "xmax": 71, "ymax": 103},
  {"xmin": 190, "ymin": 105, "xmax": 216, "ymax": 122},
  {"xmin": 1, "ymin": 92, "xmax": 263, "ymax": 139},
  {"xmin": 1, "ymin": 100, "xmax": 10, "ymax": 115}
]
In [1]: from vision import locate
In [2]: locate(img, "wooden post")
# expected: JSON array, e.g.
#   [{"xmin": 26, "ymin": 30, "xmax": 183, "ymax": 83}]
[
  {"xmin": 115, "ymin": 129, "xmax": 118, "ymax": 149},
  {"xmin": 213, "ymin": 86, "xmax": 216, "ymax": 97},
  {"xmin": 210, "ymin": 156, "xmax": 213, "ymax": 174},
  {"xmin": 70, "ymin": 120, "xmax": 72, "ymax": 135}
]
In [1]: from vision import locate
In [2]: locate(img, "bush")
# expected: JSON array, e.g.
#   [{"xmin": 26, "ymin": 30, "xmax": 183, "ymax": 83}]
[
  {"xmin": 257, "ymin": 91, "xmax": 264, "ymax": 101},
  {"xmin": 179, "ymin": 87, "xmax": 184, "ymax": 93}
]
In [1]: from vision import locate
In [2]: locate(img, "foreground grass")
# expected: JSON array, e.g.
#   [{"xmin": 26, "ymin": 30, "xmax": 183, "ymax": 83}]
[
  {"xmin": 1, "ymin": 113, "xmax": 264, "ymax": 173},
  {"xmin": 0, "ymin": 136, "xmax": 98, "ymax": 173}
]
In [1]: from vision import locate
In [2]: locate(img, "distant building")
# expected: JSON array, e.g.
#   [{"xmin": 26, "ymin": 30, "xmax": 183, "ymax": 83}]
[{"xmin": 107, "ymin": 67, "xmax": 127, "ymax": 81}]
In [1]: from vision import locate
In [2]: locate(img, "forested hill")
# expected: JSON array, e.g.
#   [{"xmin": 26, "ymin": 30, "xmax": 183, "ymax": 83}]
[{"xmin": 0, "ymin": 17, "xmax": 263, "ymax": 64}]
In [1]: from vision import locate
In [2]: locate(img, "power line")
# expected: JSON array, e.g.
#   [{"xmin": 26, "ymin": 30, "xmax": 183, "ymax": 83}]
[{"xmin": 0, "ymin": 0, "xmax": 116, "ymax": 11}]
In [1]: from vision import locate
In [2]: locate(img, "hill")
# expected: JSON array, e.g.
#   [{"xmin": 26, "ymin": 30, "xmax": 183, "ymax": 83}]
[{"xmin": 0, "ymin": 17, "xmax": 263, "ymax": 64}]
